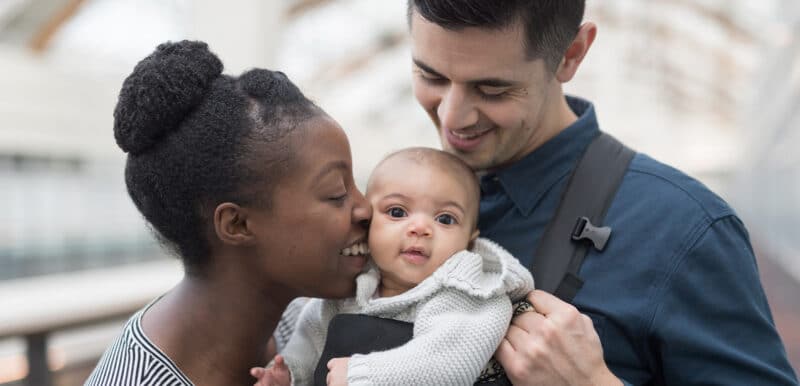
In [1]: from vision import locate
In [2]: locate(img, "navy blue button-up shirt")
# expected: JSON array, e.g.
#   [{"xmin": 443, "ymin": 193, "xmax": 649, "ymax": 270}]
[{"xmin": 479, "ymin": 97, "xmax": 798, "ymax": 385}]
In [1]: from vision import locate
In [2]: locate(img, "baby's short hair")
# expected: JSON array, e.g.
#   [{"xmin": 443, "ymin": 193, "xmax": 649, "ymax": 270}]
[{"xmin": 371, "ymin": 147, "xmax": 480, "ymax": 227}]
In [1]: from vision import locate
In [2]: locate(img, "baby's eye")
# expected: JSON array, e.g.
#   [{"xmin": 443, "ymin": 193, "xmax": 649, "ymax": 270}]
[
  {"xmin": 435, "ymin": 214, "xmax": 457, "ymax": 225},
  {"xmin": 388, "ymin": 207, "xmax": 407, "ymax": 218}
]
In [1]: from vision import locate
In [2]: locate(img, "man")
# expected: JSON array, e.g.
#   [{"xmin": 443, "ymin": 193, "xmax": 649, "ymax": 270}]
[{"xmin": 407, "ymin": 1, "xmax": 798, "ymax": 385}]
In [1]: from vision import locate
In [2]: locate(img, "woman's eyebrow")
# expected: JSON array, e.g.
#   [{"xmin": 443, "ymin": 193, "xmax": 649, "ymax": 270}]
[{"xmin": 312, "ymin": 160, "xmax": 348, "ymax": 183}]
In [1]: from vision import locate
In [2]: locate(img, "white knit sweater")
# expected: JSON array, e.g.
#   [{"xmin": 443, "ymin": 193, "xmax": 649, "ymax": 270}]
[{"xmin": 280, "ymin": 238, "xmax": 534, "ymax": 386}]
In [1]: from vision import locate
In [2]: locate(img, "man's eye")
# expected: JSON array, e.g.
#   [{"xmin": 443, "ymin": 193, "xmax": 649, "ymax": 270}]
[
  {"xmin": 435, "ymin": 214, "xmax": 457, "ymax": 225},
  {"xmin": 388, "ymin": 207, "xmax": 407, "ymax": 218},
  {"xmin": 418, "ymin": 72, "xmax": 446, "ymax": 84},
  {"xmin": 477, "ymin": 86, "xmax": 508, "ymax": 99}
]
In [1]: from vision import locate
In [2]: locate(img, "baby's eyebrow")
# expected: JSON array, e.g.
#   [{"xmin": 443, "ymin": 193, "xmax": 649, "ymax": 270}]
[
  {"xmin": 381, "ymin": 193, "xmax": 411, "ymax": 202},
  {"xmin": 437, "ymin": 200, "xmax": 467, "ymax": 215}
]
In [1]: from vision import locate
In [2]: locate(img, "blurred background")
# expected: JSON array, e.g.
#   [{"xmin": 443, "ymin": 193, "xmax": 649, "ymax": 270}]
[{"xmin": 0, "ymin": 0, "xmax": 797, "ymax": 384}]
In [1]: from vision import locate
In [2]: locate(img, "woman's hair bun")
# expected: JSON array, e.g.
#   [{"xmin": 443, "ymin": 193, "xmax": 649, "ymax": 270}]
[
  {"xmin": 113, "ymin": 40, "xmax": 223, "ymax": 154},
  {"xmin": 239, "ymin": 69, "xmax": 304, "ymax": 101}
]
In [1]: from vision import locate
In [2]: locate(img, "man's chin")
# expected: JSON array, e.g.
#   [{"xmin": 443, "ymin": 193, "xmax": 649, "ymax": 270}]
[{"xmin": 442, "ymin": 146, "xmax": 492, "ymax": 172}]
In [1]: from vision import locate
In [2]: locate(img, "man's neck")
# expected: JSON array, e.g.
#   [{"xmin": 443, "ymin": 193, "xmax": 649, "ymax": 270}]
[{"xmin": 537, "ymin": 91, "xmax": 579, "ymax": 151}]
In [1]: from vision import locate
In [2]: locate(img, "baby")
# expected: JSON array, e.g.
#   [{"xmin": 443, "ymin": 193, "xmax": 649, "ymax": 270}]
[{"xmin": 253, "ymin": 147, "xmax": 534, "ymax": 385}]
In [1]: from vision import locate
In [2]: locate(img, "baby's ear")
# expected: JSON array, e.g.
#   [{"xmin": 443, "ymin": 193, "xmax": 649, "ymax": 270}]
[{"xmin": 467, "ymin": 229, "xmax": 480, "ymax": 250}]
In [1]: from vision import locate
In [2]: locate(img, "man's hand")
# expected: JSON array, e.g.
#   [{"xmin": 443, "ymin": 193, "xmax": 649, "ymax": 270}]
[
  {"xmin": 250, "ymin": 355, "xmax": 291, "ymax": 386},
  {"xmin": 326, "ymin": 357, "xmax": 350, "ymax": 386},
  {"xmin": 495, "ymin": 290, "xmax": 622, "ymax": 386}
]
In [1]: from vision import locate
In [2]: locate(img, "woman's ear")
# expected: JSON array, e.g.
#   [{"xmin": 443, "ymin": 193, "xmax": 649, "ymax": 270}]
[{"xmin": 213, "ymin": 202, "xmax": 255, "ymax": 246}]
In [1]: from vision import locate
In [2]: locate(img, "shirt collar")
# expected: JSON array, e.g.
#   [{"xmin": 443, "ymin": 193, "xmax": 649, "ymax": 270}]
[{"xmin": 484, "ymin": 96, "xmax": 600, "ymax": 216}]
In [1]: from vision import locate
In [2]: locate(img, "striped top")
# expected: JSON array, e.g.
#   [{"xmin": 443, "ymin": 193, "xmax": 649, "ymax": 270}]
[
  {"xmin": 84, "ymin": 302, "xmax": 194, "ymax": 386},
  {"xmin": 272, "ymin": 297, "xmax": 308, "ymax": 352}
]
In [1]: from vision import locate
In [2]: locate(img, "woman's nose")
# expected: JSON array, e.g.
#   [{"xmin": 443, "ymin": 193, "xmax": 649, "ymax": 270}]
[{"xmin": 351, "ymin": 188, "xmax": 371, "ymax": 228}]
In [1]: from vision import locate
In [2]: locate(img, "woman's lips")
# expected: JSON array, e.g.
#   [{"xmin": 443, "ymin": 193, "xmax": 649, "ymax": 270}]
[
  {"xmin": 340, "ymin": 240, "xmax": 369, "ymax": 271},
  {"xmin": 342, "ymin": 254, "xmax": 368, "ymax": 271}
]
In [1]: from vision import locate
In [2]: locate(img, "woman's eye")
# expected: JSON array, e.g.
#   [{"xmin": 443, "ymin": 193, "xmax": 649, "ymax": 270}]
[
  {"xmin": 435, "ymin": 214, "xmax": 457, "ymax": 225},
  {"xmin": 329, "ymin": 193, "xmax": 347, "ymax": 203},
  {"xmin": 388, "ymin": 207, "xmax": 407, "ymax": 218}
]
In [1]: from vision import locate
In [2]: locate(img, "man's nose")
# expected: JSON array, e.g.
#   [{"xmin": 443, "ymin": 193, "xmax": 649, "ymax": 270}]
[{"xmin": 437, "ymin": 85, "xmax": 479, "ymax": 131}]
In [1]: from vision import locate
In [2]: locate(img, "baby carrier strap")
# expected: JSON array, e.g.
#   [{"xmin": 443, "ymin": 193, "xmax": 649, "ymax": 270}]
[{"xmin": 533, "ymin": 131, "xmax": 635, "ymax": 302}]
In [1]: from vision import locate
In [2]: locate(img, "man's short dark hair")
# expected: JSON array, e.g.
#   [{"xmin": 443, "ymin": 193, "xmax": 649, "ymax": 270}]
[{"xmin": 408, "ymin": 1, "xmax": 585, "ymax": 73}]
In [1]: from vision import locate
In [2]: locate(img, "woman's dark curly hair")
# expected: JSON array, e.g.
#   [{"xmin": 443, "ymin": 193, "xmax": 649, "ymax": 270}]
[{"xmin": 114, "ymin": 40, "xmax": 321, "ymax": 271}]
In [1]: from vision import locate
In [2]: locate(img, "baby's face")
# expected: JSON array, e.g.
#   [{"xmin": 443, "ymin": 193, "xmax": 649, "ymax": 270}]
[{"xmin": 366, "ymin": 157, "xmax": 478, "ymax": 295}]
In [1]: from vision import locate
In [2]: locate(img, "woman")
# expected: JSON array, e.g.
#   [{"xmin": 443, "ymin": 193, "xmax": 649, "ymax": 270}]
[{"xmin": 85, "ymin": 40, "xmax": 371, "ymax": 385}]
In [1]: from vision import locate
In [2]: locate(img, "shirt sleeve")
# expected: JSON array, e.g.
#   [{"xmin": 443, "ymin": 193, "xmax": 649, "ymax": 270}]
[
  {"xmin": 650, "ymin": 215, "xmax": 798, "ymax": 385},
  {"xmin": 279, "ymin": 299, "xmax": 330, "ymax": 386},
  {"xmin": 346, "ymin": 290, "xmax": 512, "ymax": 386}
]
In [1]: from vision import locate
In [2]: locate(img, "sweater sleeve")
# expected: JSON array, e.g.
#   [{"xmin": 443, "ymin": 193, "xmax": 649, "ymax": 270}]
[
  {"xmin": 279, "ymin": 299, "xmax": 331, "ymax": 386},
  {"xmin": 346, "ymin": 290, "xmax": 513, "ymax": 386}
]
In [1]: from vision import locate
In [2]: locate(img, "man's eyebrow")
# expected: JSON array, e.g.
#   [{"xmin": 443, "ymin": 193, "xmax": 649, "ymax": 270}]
[
  {"xmin": 413, "ymin": 58, "xmax": 520, "ymax": 88},
  {"xmin": 413, "ymin": 58, "xmax": 445, "ymax": 78}
]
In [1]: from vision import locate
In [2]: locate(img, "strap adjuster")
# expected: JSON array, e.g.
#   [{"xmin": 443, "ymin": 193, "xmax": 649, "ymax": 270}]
[{"xmin": 571, "ymin": 216, "xmax": 611, "ymax": 251}]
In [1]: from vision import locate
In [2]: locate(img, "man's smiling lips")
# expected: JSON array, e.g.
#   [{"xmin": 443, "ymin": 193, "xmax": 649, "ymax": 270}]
[{"xmin": 444, "ymin": 127, "xmax": 493, "ymax": 151}]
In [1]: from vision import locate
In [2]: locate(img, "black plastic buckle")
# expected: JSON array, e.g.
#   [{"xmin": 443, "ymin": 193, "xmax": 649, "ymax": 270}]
[{"xmin": 571, "ymin": 216, "xmax": 611, "ymax": 251}]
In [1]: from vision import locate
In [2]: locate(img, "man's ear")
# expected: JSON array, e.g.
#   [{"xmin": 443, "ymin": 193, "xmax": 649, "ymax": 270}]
[
  {"xmin": 555, "ymin": 22, "xmax": 597, "ymax": 83},
  {"xmin": 213, "ymin": 202, "xmax": 255, "ymax": 246}
]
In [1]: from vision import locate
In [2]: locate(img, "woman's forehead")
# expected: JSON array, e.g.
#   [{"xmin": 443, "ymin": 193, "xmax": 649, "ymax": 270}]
[{"xmin": 290, "ymin": 118, "xmax": 352, "ymax": 181}]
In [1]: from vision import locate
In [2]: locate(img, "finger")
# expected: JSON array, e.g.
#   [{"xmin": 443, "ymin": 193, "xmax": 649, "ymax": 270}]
[
  {"xmin": 505, "ymin": 323, "xmax": 533, "ymax": 349},
  {"xmin": 328, "ymin": 357, "xmax": 343, "ymax": 369},
  {"xmin": 510, "ymin": 308, "xmax": 546, "ymax": 333},
  {"xmin": 528, "ymin": 289, "xmax": 567, "ymax": 316},
  {"xmin": 494, "ymin": 338, "xmax": 516, "ymax": 366},
  {"xmin": 274, "ymin": 356, "xmax": 287, "ymax": 371},
  {"xmin": 250, "ymin": 367, "xmax": 265, "ymax": 377},
  {"xmin": 530, "ymin": 290, "xmax": 582, "ymax": 328}
]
